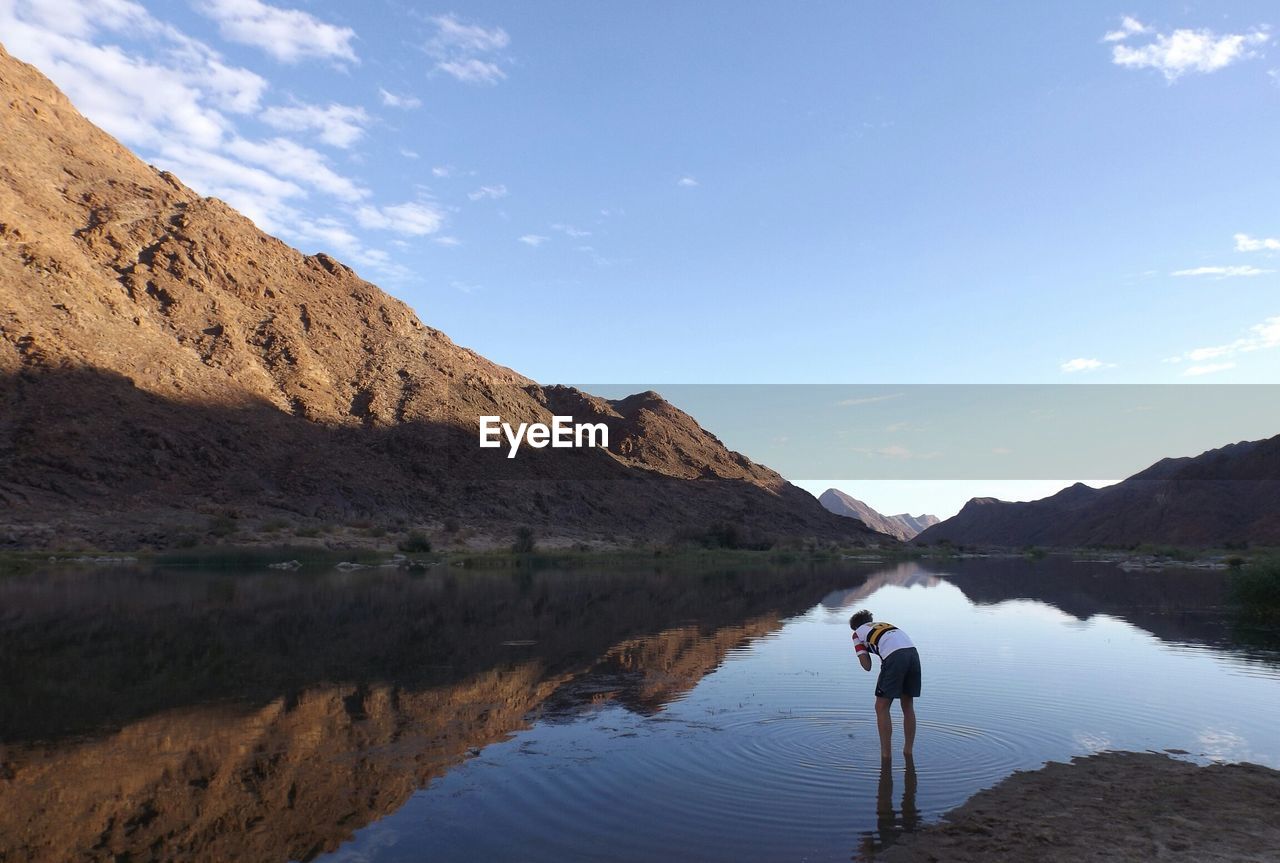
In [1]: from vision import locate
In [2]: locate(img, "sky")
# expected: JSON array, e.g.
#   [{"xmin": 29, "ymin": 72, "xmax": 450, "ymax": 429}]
[{"xmin": 3, "ymin": 1, "xmax": 1278, "ymax": 517}]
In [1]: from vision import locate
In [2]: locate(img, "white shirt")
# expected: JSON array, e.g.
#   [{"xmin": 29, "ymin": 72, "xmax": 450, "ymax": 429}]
[{"xmin": 852, "ymin": 622, "xmax": 914, "ymax": 660}]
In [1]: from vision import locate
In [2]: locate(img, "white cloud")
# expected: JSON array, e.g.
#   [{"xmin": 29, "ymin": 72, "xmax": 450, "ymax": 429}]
[
  {"xmin": 1110, "ymin": 24, "xmax": 1269, "ymax": 81},
  {"xmin": 836, "ymin": 393, "xmax": 903, "ymax": 407},
  {"xmin": 467, "ymin": 184, "xmax": 508, "ymax": 201},
  {"xmin": 260, "ymin": 101, "xmax": 369, "ymax": 148},
  {"xmin": 1176, "ymin": 316, "xmax": 1280, "ymax": 368},
  {"xmin": 551, "ymin": 223, "xmax": 591, "ymax": 238},
  {"xmin": 1235, "ymin": 233, "xmax": 1280, "ymax": 252},
  {"xmin": 378, "ymin": 87, "xmax": 421, "ymax": 109},
  {"xmin": 0, "ymin": 1, "xmax": 417, "ymax": 277},
  {"xmin": 432, "ymin": 235, "xmax": 461, "ymax": 247},
  {"xmin": 1171, "ymin": 265, "xmax": 1274, "ymax": 278},
  {"xmin": 1060, "ymin": 358, "xmax": 1115, "ymax": 373},
  {"xmin": 225, "ymin": 136, "xmax": 367, "ymax": 201},
  {"xmin": 399, "ymin": 148, "xmax": 419, "ymax": 159},
  {"xmin": 852, "ymin": 444, "xmax": 941, "ymax": 460},
  {"xmin": 355, "ymin": 201, "xmax": 446, "ymax": 236},
  {"xmin": 195, "ymin": 0, "xmax": 357, "ymax": 65},
  {"xmin": 1103, "ymin": 16, "xmax": 1149, "ymax": 43},
  {"xmin": 1184, "ymin": 362, "xmax": 1236, "ymax": 376},
  {"xmin": 431, "ymin": 165, "xmax": 455, "ymax": 178},
  {"xmin": 677, "ymin": 176, "xmax": 699, "ymax": 187},
  {"xmin": 426, "ymin": 13, "xmax": 509, "ymax": 84},
  {"xmin": 518, "ymin": 234, "xmax": 548, "ymax": 246}
]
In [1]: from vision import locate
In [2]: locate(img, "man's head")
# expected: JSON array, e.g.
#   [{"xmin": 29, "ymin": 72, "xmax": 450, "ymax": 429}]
[{"xmin": 849, "ymin": 609, "xmax": 873, "ymax": 630}]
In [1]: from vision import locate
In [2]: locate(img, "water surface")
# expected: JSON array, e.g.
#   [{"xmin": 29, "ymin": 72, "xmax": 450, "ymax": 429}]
[{"xmin": 1, "ymin": 557, "xmax": 1276, "ymax": 862}]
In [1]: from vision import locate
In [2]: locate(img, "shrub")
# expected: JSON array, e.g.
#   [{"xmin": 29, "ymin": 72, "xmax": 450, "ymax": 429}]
[
  {"xmin": 207, "ymin": 514, "xmax": 237, "ymax": 538},
  {"xmin": 398, "ymin": 531, "xmax": 432, "ymax": 553},
  {"xmin": 443, "ymin": 517, "xmax": 461, "ymax": 534},
  {"xmin": 512, "ymin": 526, "xmax": 536, "ymax": 554},
  {"xmin": 1231, "ymin": 558, "xmax": 1280, "ymax": 621}
]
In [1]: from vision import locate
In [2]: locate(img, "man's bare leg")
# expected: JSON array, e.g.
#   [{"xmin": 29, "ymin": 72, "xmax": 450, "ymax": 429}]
[
  {"xmin": 900, "ymin": 696, "xmax": 916, "ymax": 757},
  {"xmin": 875, "ymin": 696, "xmax": 894, "ymax": 759}
]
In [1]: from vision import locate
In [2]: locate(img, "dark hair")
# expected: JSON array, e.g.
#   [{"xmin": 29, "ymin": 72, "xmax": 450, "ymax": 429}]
[{"xmin": 849, "ymin": 609, "xmax": 873, "ymax": 629}]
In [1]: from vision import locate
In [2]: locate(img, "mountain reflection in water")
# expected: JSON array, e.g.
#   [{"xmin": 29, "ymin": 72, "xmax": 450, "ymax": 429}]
[{"xmin": 0, "ymin": 557, "xmax": 1274, "ymax": 863}]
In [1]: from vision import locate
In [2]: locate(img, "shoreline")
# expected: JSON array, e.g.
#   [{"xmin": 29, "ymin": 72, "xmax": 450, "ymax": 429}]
[{"xmin": 880, "ymin": 752, "xmax": 1280, "ymax": 862}]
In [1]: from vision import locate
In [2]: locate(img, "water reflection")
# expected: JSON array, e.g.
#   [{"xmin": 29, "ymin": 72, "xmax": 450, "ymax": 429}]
[
  {"xmin": 856, "ymin": 756, "xmax": 920, "ymax": 860},
  {"xmin": 0, "ymin": 557, "xmax": 1275, "ymax": 863}
]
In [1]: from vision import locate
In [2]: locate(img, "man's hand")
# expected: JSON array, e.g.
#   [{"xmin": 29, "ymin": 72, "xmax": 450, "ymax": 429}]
[{"xmin": 858, "ymin": 652, "xmax": 872, "ymax": 672}]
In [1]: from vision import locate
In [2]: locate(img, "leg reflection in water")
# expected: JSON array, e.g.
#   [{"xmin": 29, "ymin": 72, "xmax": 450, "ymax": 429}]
[{"xmin": 856, "ymin": 756, "xmax": 920, "ymax": 860}]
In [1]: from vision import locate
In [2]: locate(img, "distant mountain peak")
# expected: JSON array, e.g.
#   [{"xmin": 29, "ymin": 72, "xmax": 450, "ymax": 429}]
[{"xmin": 818, "ymin": 488, "xmax": 939, "ymax": 540}]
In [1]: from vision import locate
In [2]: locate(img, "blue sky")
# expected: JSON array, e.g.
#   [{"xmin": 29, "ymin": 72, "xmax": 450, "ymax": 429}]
[{"xmin": 3, "ymin": 1, "xmax": 1278, "ymax": 516}]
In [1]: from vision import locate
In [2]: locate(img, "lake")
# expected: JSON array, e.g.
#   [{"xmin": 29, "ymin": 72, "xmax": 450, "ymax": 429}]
[{"xmin": 2, "ymin": 556, "xmax": 1277, "ymax": 862}]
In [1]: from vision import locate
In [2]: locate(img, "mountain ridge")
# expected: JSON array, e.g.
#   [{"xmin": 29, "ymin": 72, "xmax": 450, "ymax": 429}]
[
  {"xmin": 817, "ymin": 488, "xmax": 939, "ymax": 540},
  {"xmin": 916, "ymin": 436, "xmax": 1280, "ymax": 547},
  {"xmin": 0, "ymin": 43, "xmax": 883, "ymax": 549}
]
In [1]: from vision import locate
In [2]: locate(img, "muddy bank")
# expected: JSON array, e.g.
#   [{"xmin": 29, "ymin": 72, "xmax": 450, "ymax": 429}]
[{"xmin": 882, "ymin": 752, "xmax": 1280, "ymax": 862}]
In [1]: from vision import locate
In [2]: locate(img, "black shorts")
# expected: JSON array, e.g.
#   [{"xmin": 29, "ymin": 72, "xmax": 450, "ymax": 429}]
[{"xmin": 875, "ymin": 647, "xmax": 922, "ymax": 700}]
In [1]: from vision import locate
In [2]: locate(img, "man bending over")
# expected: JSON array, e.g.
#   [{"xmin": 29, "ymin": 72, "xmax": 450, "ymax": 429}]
[{"xmin": 850, "ymin": 609, "xmax": 922, "ymax": 760}]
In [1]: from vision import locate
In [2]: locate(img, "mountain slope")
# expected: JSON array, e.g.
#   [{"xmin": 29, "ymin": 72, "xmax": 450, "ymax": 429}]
[
  {"xmin": 916, "ymin": 437, "xmax": 1280, "ymax": 548},
  {"xmin": 0, "ymin": 43, "xmax": 882, "ymax": 549},
  {"xmin": 818, "ymin": 489, "xmax": 939, "ymax": 540}
]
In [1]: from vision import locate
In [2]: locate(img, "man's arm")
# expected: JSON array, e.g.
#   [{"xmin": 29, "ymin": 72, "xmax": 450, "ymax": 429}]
[{"xmin": 854, "ymin": 638, "xmax": 873, "ymax": 672}]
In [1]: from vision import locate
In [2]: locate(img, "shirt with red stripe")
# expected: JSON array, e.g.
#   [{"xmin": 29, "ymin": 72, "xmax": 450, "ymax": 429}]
[{"xmin": 852, "ymin": 622, "xmax": 914, "ymax": 660}]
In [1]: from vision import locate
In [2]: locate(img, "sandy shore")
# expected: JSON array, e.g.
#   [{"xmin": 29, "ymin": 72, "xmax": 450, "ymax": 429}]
[{"xmin": 881, "ymin": 752, "xmax": 1280, "ymax": 862}]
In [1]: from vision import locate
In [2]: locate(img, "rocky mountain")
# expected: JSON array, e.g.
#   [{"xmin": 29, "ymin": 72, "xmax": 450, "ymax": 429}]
[
  {"xmin": 818, "ymin": 488, "xmax": 939, "ymax": 540},
  {"xmin": 916, "ymin": 436, "xmax": 1280, "ymax": 548},
  {"xmin": 0, "ymin": 44, "xmax": 884, "ymax": 550}
]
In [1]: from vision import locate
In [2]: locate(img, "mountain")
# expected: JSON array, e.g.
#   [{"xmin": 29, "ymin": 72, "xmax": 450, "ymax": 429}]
[
  {"xmin": 818, "ymin": 488, "xmax": 939, "ymax": 540},
  {"xmin": 0, "ymin": 44, "xmax": 884, "ymax": 550},
  {"xmin": 916, "ymin": 436, "xmax": 1280, "ymax": 548}
]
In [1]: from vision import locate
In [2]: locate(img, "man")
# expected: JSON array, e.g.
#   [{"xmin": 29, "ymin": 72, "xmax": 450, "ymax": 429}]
[{"xmin": 849, "ymin": 609, "xmax": 921, "ymax": 759}]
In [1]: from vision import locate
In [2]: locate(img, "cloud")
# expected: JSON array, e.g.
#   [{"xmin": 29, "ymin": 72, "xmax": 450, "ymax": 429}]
[
  {"xmin": 432, "ymin": 235, "xmax": 461, "ymax": 247},
  {"xmin": 1060, "ymin": 358, "xmax": 1115, "ymax": 373},
  {"xmin": 551, "ymin": 223, "xmax": 591, "ymax": 238},
  {"xmin": 518, "ymin": 234, "xmax": 548, "ymax": 246},
  {"xmin": 378, "ymin": 88, "xmax": 421, "ymax": 109},
  {"xmin": 260, "ymin": 101, "xmax": 369, "ymax": 148},
  {"xmin": 431, "ymin": 165, "xmax": 455, "ymax": 178},
  {"xmin": 677, "ymin": 176, "xmax": 699, "ymax": 187},
  {"xmin": 195, "ymin": 0, "xmax": 357, "ymax": 64},
  {"xmin": 225, "ymin": 136, "xmax": 367, "ymax": 201},
  {"xmin": 1110, "ymin": 23, "xmax": 1269, "ymax": 81},
  {"xmin": 467, "ymin": 184, "xmax": 508, "ymax": 201},
  {"xmin": 0, "ymin": 1, "xmax": 417, "ymax": 276},
  {"xmin": 836, "ymin": 393, "xmax": 903, "ymax": 407},
  {"xmin": 1102, "ymin": 16, "xmax": 1149, "ymax": 43},
  {"xmin": 355, "ymin": 201, "xmax": 446, "ymax": 236},
  {"xmin": 1171, "ymin": 265, "xmax": 1274, "ymax": 278},
  {"xmin": 426, "ymin": 13, "xmax": 509, "ymax": 84},
  {"xmin": 1176, "ymin": 315, "xmax": 1280, "ymax": 367},
  {"xmin": 1184, "ymin": 362, "xmax": 1236, "ymax": 376},
  {"xmin": 1235, "ymin": 233, "xmax": 1280, "ymax": 252},
  {"xmin": 852, "ymin": 444, "xmax": 940, "ymax": 460}
]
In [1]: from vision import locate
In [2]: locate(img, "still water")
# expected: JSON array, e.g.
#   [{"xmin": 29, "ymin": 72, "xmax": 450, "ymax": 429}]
[{"xmin": 2, "ymin": 557, "xmax": 1277, "ymax": 862}]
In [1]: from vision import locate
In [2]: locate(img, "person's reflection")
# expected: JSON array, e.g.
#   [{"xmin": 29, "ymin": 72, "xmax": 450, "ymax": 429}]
[{"xmin": 856, "ymin": 756, "xmax": 920, "ymax": 859}]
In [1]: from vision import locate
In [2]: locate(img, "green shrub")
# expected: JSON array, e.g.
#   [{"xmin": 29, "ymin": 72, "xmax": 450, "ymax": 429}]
[
  {"xmin": 207, "ymin": 515, "xmax": 237, "ymax": 538},
  {"xmin": 512, "ymin": 526, "xmax": 536, "ymax": 554},
  {"xmin": 1231, "ymin": 558, "xmax": 1280, "ymax": 621},
  {"xmin": 399, "ymin": 531, "xmax": 432, "ymax": 553}
]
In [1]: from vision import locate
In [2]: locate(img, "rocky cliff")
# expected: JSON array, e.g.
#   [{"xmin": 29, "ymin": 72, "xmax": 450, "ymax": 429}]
[{"xmin": 0, "ymin": 43, "xmax": 882, "ymax": 549}]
